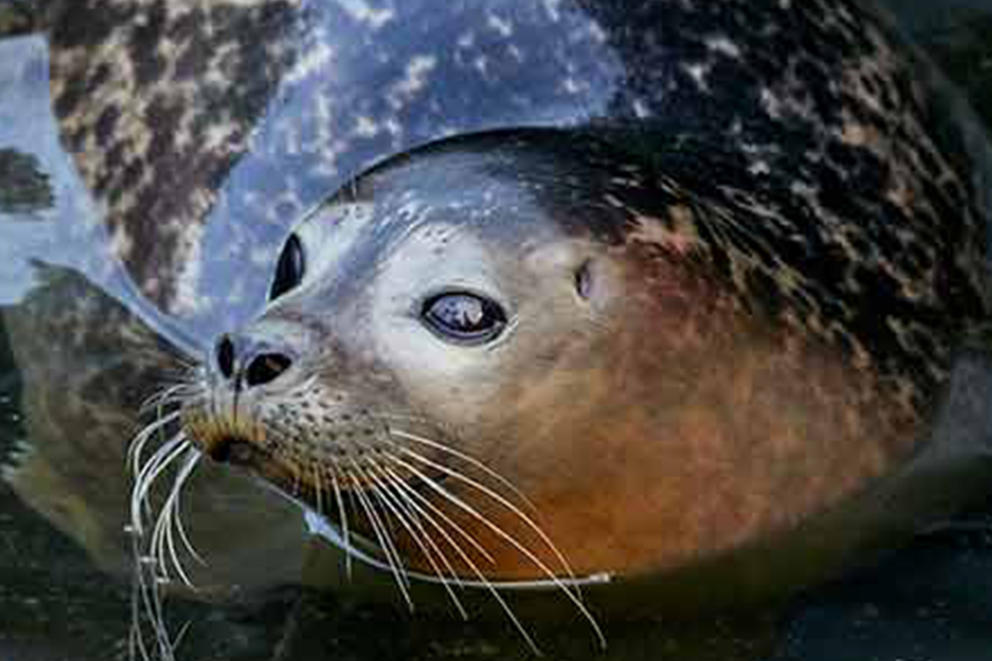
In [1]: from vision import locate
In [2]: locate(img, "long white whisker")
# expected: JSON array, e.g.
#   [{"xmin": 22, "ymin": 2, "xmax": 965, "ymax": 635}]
[
  {"xmin": 139, "ymin": 385, "xmax": 183, "ymax": 414},
  {"xmin": 326, "ymin": 465, "xmax": 354, "ymax": 580},
  {"xmin": 129, "ymin": 503, "xmax": 179, "ymax": 661},
  {"xmin": 387, "ymin": 452, "xmax": 606, "ymax": 649},
  {"xmin": 290, "ymin": 460, "xmax": 302, "ymax": 499},
  {"xmin": 397, "ymin": 445, "xmax": 581, "ymax": 589},
  {"xmin": 373, "ymin": 464, "xmax": 483, "ymax": 618},
  {"xmin": 151, "ymin": 448, "xmax": 203, "ymax": 588},
  {"xmin": 386, "ymin": 427, "xmax": 539, "ymax": 516},
  {"xmin": 127, "ymin": 373, "xmax": 206, "ymax": 661},
  {"xmin": 365, "ymin": 464, "xmax": 469, "ymax": 620},
  {"xmin": 171, "ymin": 453, "xmax": 207, "ymax": 568},
  {"xmin": 351, "ymin": 462, "xmax": 410, "ymax": 592},
  {"xmin": 312, "ymin": 464, "xmax": 326, "ymax": 516},
  {"xmin": 347, "ymin": 458, "xmax": 414, "ymax": 610},
  {"xmin": 378, "ymin": 465, "xmax": 496, "ymax": 565},
  {"xmin": 128, "ymin": 410, "xmax": 184, "ymax": 477},
  {"xmin": 131, "ymin": 434, "xmax": 190, "ymax": 536},
  {"xmin": 139, "ymin": 384, "xmax": 202, "ymax": 415},
  {"xmin": 380, "ymin": 459, "xmax": 541, "ymax": 654}
]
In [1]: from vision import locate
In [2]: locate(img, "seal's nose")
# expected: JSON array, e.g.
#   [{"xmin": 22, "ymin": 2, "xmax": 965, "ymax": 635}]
[{"xmin": 214, "ymin": 333, "xmax": 295, "ymax": 389}]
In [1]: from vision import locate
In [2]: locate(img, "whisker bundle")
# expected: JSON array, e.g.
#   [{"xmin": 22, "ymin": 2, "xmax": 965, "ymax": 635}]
[{"xmin": 126, "ymin": 377, "xmax": 207, "ymax": 661}]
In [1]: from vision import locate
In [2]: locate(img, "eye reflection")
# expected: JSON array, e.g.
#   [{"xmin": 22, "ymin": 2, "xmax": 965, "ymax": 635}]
[{"xmin": 422, "ymin": 292, "xmax": 507, "ymax": 344}]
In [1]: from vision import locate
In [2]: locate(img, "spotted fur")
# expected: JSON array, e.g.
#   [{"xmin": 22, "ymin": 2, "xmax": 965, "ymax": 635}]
[
  {"xmin": 43, "ymin": 0, "xmax": 991, "ymax": 415},
  {"xmin": 48, "ymin": 0, "xmax": 298, "ymax": 313}
]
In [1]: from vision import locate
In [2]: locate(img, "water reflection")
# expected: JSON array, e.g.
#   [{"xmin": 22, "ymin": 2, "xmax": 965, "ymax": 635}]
[
  {"xmin": 0, "ymin": 150, "xmax": 53, "ymax": 215},
  {"xmin": 2, "ymin": 1, "xmax": 992, "ymax": 660}
]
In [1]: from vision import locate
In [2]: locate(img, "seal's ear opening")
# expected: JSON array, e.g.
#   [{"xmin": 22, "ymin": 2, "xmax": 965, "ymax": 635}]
[
  {"xmin": 574, "ymin": 259, "xmax": 595, "ymax": 301},
  {"xmin": 572, "ymin": 256, "xmax": 620, "ymax": 316}
]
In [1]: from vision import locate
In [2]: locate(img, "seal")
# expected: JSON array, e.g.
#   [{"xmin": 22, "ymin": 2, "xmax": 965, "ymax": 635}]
[
  {"xmin": 7, "ymin": 0, "xmax": 992, "ymax": 653},
  {"xmin": 124, "ymin": 0, "xmax": 992, "ymax": 644}
]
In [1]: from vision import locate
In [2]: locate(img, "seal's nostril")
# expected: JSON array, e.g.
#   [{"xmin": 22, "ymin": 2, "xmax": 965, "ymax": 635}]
[
  {"xmin": 216, "ymin": 335, "xmax": 236, "ymax": 380},
  {"xmin": 245, "ymin": 352, "xmax": 293, "ymax": 388}
]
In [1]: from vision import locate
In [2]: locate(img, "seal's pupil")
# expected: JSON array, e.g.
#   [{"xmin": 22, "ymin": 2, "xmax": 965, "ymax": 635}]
[
  {"xmin": 423, "ymin": 293, "xmax": 507, "ymax": 342},
  {"xmin": 270, "ymin": 234, "xmax": 305, "ymax": 300}
]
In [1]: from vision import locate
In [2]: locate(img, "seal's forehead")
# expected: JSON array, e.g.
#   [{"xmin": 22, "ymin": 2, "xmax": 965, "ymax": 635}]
[
  {"xmin": 350, "ymin": 132, "xmax": 640, "ymax": 246},
  {"xmin": 290, "ymin": 170, "xmax": 596, "ymax": 307},
  {"xmin": 359, "ymin": 183, "xmax": 567, "ymax": 263}
]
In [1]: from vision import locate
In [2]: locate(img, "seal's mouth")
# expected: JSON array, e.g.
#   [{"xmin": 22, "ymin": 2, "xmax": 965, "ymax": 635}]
[
  {"xmin": 202, "ymin": 433, "xmax": 255, "ymax": 465},
  {"xmin": 182, "ymin": 413, "xmax": 301, "ymax": 491},
  {"xmin": 181, "ymin": 406, "xmax": 266, "ymax": 463}
]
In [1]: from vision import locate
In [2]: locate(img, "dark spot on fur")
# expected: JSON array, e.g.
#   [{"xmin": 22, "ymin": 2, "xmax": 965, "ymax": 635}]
[
  {"xmin": 129, "ymin": 0, "xmax": 168, "ymax": 87},
  {"xmin": 50, "ymin": 0, "xmax": 132, "ymax": 50},
  {"xmin": 167, "ymin": 5, "xmax": 204, "ymax": 40},
  {"xmin": 104, "ymin": 142, "xmax": 127, "ymax": 173},
  {"xmin": 53, "ymin": 69, "xmax": 88, "ymax": 119},
  {"xmin": 144, "ymin": 95, "xmax": 182, "ymax": 163},
  {"xmin": 120, "ymin": 161, "xmax": 144, "ymax": 196},
  {"xmin": 175, "ymin": 27, "xmax": 210, "ymax": 81},
  {"xmin": 94, "ymin": 105, "xmax": 121, "ymax": 147}
]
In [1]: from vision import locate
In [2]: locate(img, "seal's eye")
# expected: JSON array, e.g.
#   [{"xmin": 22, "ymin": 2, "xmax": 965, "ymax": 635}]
[
  {"xmin": 270, "ymin": 234, "xmax": 305, "ymax": 300},
  {"xmin": 422, "ymin": 292, "xmax": 507, "ymax": 344}
]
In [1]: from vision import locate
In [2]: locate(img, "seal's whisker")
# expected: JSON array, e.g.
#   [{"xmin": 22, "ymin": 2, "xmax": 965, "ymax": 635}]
[
  {"xmin": 139, "ymin": 385, "xmax": 183, "ymax": 414},
  {"xmin": 153, "ymin": 390, "xmax": 203, "ymax": 415},
  {"xmin": 131, "ymin": 566, "xmax": 178, "ymax": 661},
  {"xmin": 386, "ymin": 427, "xmax": 539, "ymax": 516},
  {"xmin": 326, "ymin": 465, "xmax": 354, "ymax": 580},
  {"xmin": 129, "ymin": 554, "xmax": 159, "ymax": 661},
  {"xmin": 312, "ymin": 463, "xmax": 326, "ymax": 516},
  {"xmin": 128, "ymin": 489, "xmax": 181, "ymax": 661},
  {"xmin": 357, "ymin": 461, "xmax": 414, "ymax": 597},
  {"xmin": 380, "ymin": 459, "xmax": 541, "ymax": 654},
  {"xmin": 151, "ymin": 447, "xmax": 202, "ymax": 588},
  {"xmin": 139, "ymin": 383, "xmax": 202, "ymax": 415},
  {"xmin": 128, "ymin": 410, "xmax": 184, "ymax": 478},
  {"xmin": 161, "ymin": 355, "xmax": 200, "ymax": 374},
  {"xmin": 380, "ymin": 463, "xmax": 496, "ymax": 565},
  {"xmin": 365, "ymin": 463, "xmax": 470, "ymax": 620},
  {"xmin": 172, "ymin": 474, "xmax": 206, "ymax": 568},
  {"xmin": 347, "ymin": 458, "xmax": 414, "ymax": 610},
  {"xmin": 369, "ymin": 411, "xmax": 434, "ymax": 425},
  {"xmin": 387, "ymin": 451, "xmax": 606, "ymax": 649},
  {"xmin": 168, "ymin": 450, "xmax": 204, "ymax": 557},
  {"xmin": 395, "ymin": 444, "xmax": 581, "ymax": 587},
  {"xmin": 372, "ymin": 463, "xmax": 479, "ymax": 618},
  {"xmin": 131, "ymin": 433, "xmax": 191, "ymax": 536},
  {"xmin": 365, "ymin": 471, "xmax": 441, "ymax": 580},
  {"xmin": 133, "ymin": 437, "xmax": 188, "ymax": 519},
  {"xmin": 290, "ymin": 460, "xmax": 303, "ymax": 498}
]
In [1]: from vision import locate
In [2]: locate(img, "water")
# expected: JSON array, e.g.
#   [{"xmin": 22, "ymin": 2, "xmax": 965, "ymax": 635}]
[{"xmin": 2, "ymin": 2, "xmax": 992, "ymax": 660}]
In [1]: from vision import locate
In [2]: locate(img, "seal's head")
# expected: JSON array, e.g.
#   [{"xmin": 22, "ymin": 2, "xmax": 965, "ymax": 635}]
[{"xmin": 180, "ymin": 130, "xmax": 925, "ymax": 593}]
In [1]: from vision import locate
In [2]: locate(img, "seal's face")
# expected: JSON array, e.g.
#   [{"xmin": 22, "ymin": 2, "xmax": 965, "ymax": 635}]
[
  {"xmin": 183, "ymin": 139, "xmax": 633, "ymax": 583},
  {"xmin": 181, "ymin": 136, "xmax": 921, "ymax": 588}
]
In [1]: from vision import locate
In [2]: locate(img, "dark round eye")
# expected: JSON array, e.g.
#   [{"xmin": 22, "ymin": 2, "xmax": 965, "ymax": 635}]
[
  {"xmin": 270, "ymin": 234, "xmax": 305, "ymax": 300},
  {"xmin": 422, "ymin": 292, "xmax": 508, "ymax": 344}
]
